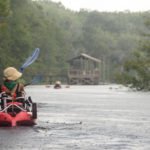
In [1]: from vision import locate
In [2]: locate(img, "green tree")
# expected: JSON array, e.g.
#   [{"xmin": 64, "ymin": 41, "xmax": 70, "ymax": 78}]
[{"xmin": 117, "ymin": 14, "xmax": 150, "ymax": 90}]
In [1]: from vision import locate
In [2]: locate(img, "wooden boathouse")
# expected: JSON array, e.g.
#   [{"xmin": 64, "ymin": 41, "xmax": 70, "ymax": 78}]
[{"xmin": 67, "ymin": 53, "xmax": 101, "ymax": 85}]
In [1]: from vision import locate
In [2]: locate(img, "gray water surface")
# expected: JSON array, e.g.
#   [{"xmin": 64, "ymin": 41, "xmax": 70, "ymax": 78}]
[{"xmin": 0, "ymin": 85, "xmax": 150, "ymax": 150}]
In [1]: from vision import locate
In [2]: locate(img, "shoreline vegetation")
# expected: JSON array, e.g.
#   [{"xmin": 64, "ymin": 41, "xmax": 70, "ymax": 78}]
[{"xmin": 0, "ymin": 0, "xmax": 149, "ymax": 90}]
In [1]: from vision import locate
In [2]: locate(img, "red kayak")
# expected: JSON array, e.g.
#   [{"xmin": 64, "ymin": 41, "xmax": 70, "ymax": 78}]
[{"xmin": 0, "ymin": 92, "xmax": 37, "ymax": 127}]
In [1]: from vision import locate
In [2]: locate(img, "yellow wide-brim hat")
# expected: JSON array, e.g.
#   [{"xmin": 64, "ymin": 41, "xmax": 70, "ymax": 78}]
[
  {"xmin": 3, "ymin": 67, "xmax": 22, "ymax": 81},
  {"xmin": 55, "ymin": 81, "xmax": 61, "ymax": 85}
]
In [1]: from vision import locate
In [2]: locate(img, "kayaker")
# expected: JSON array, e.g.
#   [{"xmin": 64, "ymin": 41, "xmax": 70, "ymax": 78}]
[
  {"xmin": 54, "ymin": 80, "xmax": 62, "ymax": 89},
  {"xmin": 1, "ymin": 67, "xmax": 25, "ymax": 98}
]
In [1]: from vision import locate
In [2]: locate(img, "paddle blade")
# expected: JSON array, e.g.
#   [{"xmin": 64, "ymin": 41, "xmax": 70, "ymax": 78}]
[{"xmin": 20, "ymin": 48, "xmax": 40, "ymax": 72}]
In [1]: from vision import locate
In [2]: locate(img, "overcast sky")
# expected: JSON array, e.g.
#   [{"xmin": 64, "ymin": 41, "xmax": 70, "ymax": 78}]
[{"xmin": 51, "ymin": 0, "xmax": 150, "ymax": 12}]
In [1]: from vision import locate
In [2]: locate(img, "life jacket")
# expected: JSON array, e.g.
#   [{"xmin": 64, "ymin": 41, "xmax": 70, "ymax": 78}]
[{"xmin": 0, "ymin": 83, "xmax": 24, "ymax": 98}]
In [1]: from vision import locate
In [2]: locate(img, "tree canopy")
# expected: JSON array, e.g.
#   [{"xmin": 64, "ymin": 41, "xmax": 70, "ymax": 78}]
[{"xmin": 0, "ymin": 0, "xmax": 149, "ymax": 89}]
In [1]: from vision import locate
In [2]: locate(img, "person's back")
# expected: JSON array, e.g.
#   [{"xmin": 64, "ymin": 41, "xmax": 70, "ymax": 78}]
[{"xmin": 1, "ymin": 67, "xmax": 25, "ymax": 98}]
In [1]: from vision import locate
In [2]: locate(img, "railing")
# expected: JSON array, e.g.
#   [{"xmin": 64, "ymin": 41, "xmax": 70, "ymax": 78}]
[{"xmin": 68, "ymin": 69, "xmax": 100, "ymax": 78}]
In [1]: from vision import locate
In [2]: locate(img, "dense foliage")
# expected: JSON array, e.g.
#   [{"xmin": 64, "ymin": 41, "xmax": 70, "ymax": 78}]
[
  {"xmin": 0, "ymin": 0, "xmax": 149, "ymax": 89},
  {"xmin": 117, "ymin": 15, "xmax": 150, "ymax": 90}
]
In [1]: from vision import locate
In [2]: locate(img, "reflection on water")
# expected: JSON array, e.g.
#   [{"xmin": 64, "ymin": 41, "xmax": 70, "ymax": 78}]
[{"xmin": 0, "ymin": 85, "xmax": 150, "ymax": 150}]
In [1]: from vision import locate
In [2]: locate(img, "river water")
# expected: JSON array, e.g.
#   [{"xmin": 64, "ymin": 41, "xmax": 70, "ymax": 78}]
[{"xmin": 0, "ymin": 84, "xmax": 150, "ymax": 150}]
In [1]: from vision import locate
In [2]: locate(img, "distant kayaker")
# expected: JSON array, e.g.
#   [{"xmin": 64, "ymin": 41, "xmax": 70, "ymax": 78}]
[
  {"xmin": 54, "ymin": 80, "xmax": 61, "ymax": 89},
  {"xmin": 1, "ymin": 67, "xmax": 25, "ymax": 98}
]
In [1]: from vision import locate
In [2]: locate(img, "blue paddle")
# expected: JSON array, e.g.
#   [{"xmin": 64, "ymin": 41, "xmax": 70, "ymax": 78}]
[{"xmin": 20, "ymin": 48, "xmax": 40, "ymax": 73}]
